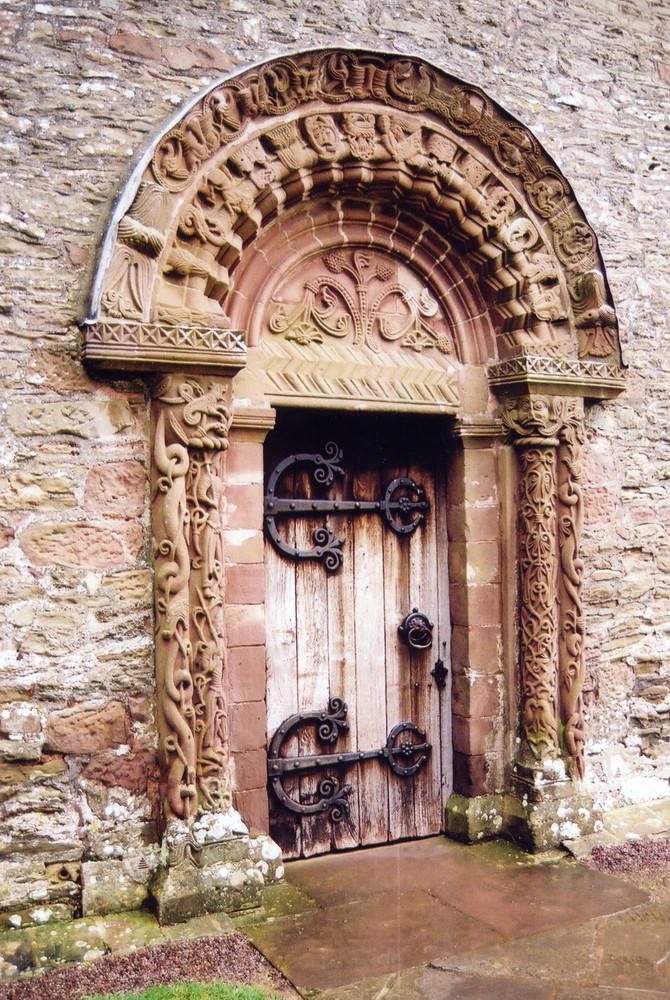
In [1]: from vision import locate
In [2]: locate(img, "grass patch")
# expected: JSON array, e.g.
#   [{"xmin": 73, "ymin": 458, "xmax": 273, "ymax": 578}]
[{"xmin": 82, "ymin": 984, "xmax": 282, "ymax": 1000}]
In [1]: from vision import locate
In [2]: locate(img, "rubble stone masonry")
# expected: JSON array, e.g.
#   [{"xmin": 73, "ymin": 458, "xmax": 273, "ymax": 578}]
[{"xmin": 0, "ymin": 0, "xmax": 668, "ymax": 913}]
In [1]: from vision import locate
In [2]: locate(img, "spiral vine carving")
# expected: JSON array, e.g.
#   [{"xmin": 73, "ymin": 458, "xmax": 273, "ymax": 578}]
[{"xmin": 152, "ymin": 375, "xmax": 232, "ymax": 824}]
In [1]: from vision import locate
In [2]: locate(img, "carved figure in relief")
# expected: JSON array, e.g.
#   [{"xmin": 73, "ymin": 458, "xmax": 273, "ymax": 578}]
[
  {"xmin": 554, "ymin": 218, "xmax": 596, "ymax": 266},
  {"xmin": 378, "ymin": 114, "xmax": 423, "ymax": 164},
  {"xmin": 527, "ymin": 171, "xmax": 568, "ymax": 218},
  {"xmin": 342, "ymin": 112, "xmax": 378, "ymax": 160},
  {"xmin": 571, "ymin": 271, "xmax": 618, "ymax": 358},
  {"xmin": 101, "ymin": 246, "xmax": 151, "ymax": 320},
  {"xmin": 228, "ymin": 138, "xmax": 277, "ymax": 190},
  {"xmin": 481, "ymin": 184, "xmax": 516, "ymax": 225},
  {"xmin": 152, "ymin": 378, "xmax": 232, "ymax": 825},
  {"xmin": 319, "ymin": 52, "xmax": 388, "ymax": 102},
  {"xmin": 197, "ymin": 165, "xmax": 256, "ymax": 219},
  {"xmin": 448, "ymin": 87, "xmax": 488, "ymax": 132},
  {"xmin": 237, "ymin": 61, "xmax": 299, "ymax": 116},
  {"xmin": 267, "ymin": 247, "xmax": 453, "ymax": 355},
  {"xmin": 304, "ymin": 113, "xmax": 346, "ymax": 160},
  {"xmin": 494, "ymin": 125, "xmax": 537, "ymax": 176},
  {"xmin": 422, "ymin": 133, "xmax": 457, "ymax": 176},
  {"xmin": 265, "ymin": 120, "xmax": 314, "ymax": 171},
  {"xmin": 203, "ymin": 87, "xmax": 243, "ymax": 140}
]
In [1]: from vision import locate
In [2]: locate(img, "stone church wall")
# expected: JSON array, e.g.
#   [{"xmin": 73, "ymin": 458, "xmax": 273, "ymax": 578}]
[{"xmin": 0, "ymin": 0, "xmax": 668, "ymax": 913}]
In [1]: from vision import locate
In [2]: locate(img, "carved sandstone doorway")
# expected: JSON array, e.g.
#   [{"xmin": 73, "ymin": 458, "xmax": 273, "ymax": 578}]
[
  {"xmin": 84, "ymin": 48, "xmax": 625, "ymax": 909},
  {"xmin": 264, "ymin": 409, "xmax": 451, "ymax": 857}
]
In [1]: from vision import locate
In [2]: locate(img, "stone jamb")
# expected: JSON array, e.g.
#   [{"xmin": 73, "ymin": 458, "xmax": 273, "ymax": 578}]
[{"xmin": 81, "ymin": 49, "xmax": 629, "ymax": 883}]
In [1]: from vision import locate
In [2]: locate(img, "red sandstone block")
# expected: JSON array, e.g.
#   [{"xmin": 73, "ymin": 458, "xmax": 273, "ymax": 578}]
[
  {"xmin": 44, "ymin": 701, "xmax": 130, "ymax": 754},
  {"xmin": 451, "ymin": 625, "xmax": 502, "ymax": 672},
  {"xmin": 233, "ymin": 748, "xmax": 267, "ymax": 792},
  {"xmin": 83, "ymin": 461, "xmax": 146, "ymax": 517},
  {"xmin": 449, "ymin": 583, "xmax": 502, "ymax": 628},
  {"xmin": 20, "ymin": 521, "xmax": 144, "ymax": 569},
  {"xmin": 82, "ymin": 748, "xmax": 154, "ymax": 795},
  {"xmin": 225, "ymin": 604, "xmax": 266, "ymax": 646},
  {"xmin": 453, "ymin": 752, "xmax": 493, "ymax": 797},
  {"xmin": 448, "ymin": 541, "xmax": 501, "ymax": 586},
  {"xmin": 229, "ymin": 646, "xmax": 266, "ymax": 703},
  {"xmin": 447, "ymin": 450, "xmax": 498, "ymax": 505},
  {"xmin": 109, "ymin": 31, "xmax": 163, "ymax": 61},
  {"xmin": 225, "ymin": 440, "xmax": 264, "ymax": 485},
  {"xmin": 225, "ymin": 563, "xmax": 265, "ymax": 605},
  {"xmin": 224, "ymin": 483, "xmax": 263, "ymax": 530},
  {"xmin": 234, "ymin": 788, "xmax": 269, "ymax": 836},
  {"xmin": 451, "ymin": 673, "xmax": 502, "ymax": 719},
  {"xmin": 452, "ymin": 714, "xmax": 493, "ymax": 756},
  {"xmin": 230, "ymin": 701, "xmax": 266, "ymax": 753},
  {"xmin": 224, "ymin": 529, "xmax": 264, "ymax": 565},
  {"xmin": 446, "ymin": 503, "xmax": 501, "ymax": 543}
]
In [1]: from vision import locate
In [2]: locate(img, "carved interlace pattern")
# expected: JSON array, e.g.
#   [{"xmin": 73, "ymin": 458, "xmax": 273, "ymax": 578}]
[
  {"xmin": 556, "ymin": 400, "xmax": 586, "ymax": 778},
  {"xmin": 152, "ymin": 376, "xmax": 232, "ymax": 823},
  {"xmin": 267, "ymin": 248, "xmax": 454, "ymax": 354},
  {"xmin": 504, "ymin": 395, "xmax": 587, "ymax": 774},
  {"xmin": 504, "ymin": 397, "xmax": 561, "ymax": 759}
]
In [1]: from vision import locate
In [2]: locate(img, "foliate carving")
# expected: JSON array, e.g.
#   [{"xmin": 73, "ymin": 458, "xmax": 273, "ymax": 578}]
[
  {"xmin": 152, "ymin": 377, "xmax": 233, "ymax": 823},
  {"xmin": 267, "ymin": 247, "xmax": 454, "ymax": 355},
  {"xmin": 555, "ymin": 398, "xmax": 586, "ymax": 778},
  {"xmin": 503, "ymin": 396, "xmax": 560, "ymax": 760},
  {"xmin": 101, "ymin": 246, "xmax": 151, "ymax": 320}
]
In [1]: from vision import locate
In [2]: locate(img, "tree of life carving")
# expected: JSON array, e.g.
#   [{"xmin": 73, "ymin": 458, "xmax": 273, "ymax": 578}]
[{"xmin": 267, "ymin": 248, "xmax": 454, "ymax": 355}]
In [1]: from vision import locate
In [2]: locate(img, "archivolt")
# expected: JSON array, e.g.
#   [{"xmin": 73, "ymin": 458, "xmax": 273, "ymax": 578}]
[{"xmin": 85, "ymin": 48, "xmax": 621, "ymax": 378}]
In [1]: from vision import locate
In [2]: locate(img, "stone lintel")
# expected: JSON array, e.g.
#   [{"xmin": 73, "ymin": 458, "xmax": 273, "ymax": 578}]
[{"xmin": 488, "ymin": 355, "xmax": 626, "ymax": 400}]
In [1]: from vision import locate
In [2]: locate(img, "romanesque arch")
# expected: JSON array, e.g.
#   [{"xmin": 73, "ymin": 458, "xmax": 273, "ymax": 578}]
[{"xmin": 85, "ymin": 48, "xmax": 624, "ymax": 889}]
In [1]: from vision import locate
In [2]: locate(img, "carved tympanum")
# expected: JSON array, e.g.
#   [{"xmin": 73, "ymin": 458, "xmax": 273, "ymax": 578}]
[
  {"xmin": 267, "ymin": 248, "xmax": 454, "ymax": 355},
  {"xmin": 152, "ymin": 376, "xmax": 232, "ymax": 824}
]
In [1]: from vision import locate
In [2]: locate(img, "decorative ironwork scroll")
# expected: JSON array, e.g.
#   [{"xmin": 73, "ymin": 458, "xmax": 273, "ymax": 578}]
[
  {"xmin": 264, "ymin": 442, "xmax": 429, "ymax": 571},
  {"xmin": 152, "ymin": 375, "xmax": 232, "ymax": 824},
  {"xmin": 267, "ymin": 697, "xmax": 431, "ymax": 820}
]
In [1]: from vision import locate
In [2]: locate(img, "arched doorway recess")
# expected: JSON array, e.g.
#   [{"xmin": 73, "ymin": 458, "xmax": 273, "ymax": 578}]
[{"xmin": 85, "ymin": 48, "xmax": 625, "ymax": 917}]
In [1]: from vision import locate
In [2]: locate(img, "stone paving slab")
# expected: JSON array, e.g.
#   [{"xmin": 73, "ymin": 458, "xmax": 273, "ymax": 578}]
[{"xmin": 241, "ymin": 836, "xmax": 652, "ymax": 994}]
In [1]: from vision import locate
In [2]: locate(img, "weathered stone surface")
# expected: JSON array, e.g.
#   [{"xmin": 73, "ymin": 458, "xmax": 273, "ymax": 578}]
[
  {"xmin": 44, "ymin": 700, "xmax": 130, "ymax": 754},
  {"xmin": 83, "ymin": 460, "xmax": 146, "ymax": 516},
  {"xmin": 81, "ymin": 858, "xmax": 152, "ymax": 917},
  {"xmin": 19, "ymin": 521, "xmax": 143, "ymax": 568},
  {"xmin": 81, "ymin": 748, "xmax": 155, "ymax": 795},
  {"xmin": 6, "ymin": 400, "xmax": 135, "ymax": 438}
]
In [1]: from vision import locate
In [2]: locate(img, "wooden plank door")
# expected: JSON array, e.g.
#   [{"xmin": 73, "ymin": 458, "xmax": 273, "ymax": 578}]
[{"xmin": 265, "ymin": 410, "xmax": 451, "ymax": 858}]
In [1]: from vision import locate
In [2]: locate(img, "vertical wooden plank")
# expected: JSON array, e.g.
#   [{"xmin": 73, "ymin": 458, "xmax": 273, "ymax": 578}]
[
  {"xmin": 435, "ymin": 456, "xmax": 453, "ymax": 811},
  {"xmin": 328, "ymin": 467, "xmax": 361, "ymax": 850},
  {"xmin": 265, "ymin": 462, "xmax": 302, "ymax": 858},
  {"xmin": 408, "ymin": 454, "xmax": 444, "ymax": 835},
  {"xmin": 353, "ymin": 461, "xmax": 389, "ymax": 846},
  {"xmin": 384, "ymin": 456, "xmax": 417, "ymax": 843},
  {"xmin": 294, "ymin": 464, "xmax": 333, "ymax": 857}
]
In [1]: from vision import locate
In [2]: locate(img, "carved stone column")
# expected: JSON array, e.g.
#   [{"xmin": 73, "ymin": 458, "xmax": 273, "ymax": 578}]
[
  {"xmin": 502, "ymin": 393, "xmax": 594, "ymax": 848},
  {"xmin": 149, "ymin": 374, "xmax": 281, "ymax": 922},
  {"xmin": 503, "ymin": 396, "xmax": 562, "ymax": 767}
]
